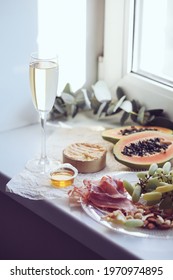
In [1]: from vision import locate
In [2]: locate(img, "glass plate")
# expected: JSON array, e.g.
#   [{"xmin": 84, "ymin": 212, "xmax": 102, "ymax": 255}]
[{"xmin": 81, "ymin": 171, "xmax": 173, "ymax": 239}]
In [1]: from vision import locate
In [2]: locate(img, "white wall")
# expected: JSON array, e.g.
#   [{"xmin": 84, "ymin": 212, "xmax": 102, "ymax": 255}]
[
  {"xmin": 103, "ymin": 0, "xmax": 124, "ymax": 90},
  {"xmin": 0, "ymin": 0, "xmax": 39, "ymax": 132},
  {"xmin": 86, "ymin": 0, "xmax": 105, "ymax": 87},
  {"xmin": 0, "ymin": 0, "xmax": 105, "ymax": 132}
]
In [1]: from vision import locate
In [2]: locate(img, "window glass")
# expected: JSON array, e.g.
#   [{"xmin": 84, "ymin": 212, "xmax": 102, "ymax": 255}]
[{"xmin": 132, "ymin": 0, "xmax": 173, "ymax": 87}]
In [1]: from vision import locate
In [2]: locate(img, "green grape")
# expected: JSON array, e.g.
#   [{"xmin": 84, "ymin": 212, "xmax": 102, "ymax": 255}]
[
  {"xmin": 162, "ymin": 161, "xmax": 171, "ymax": 174},
  {"xmin": 132, "ymin": 185, "xmax": 142, "ymax": 203},
  {"xmin": 142, "ymin": 191, "xmax": 162, "ymax": 201},
  {"xmin": 155, "ymin": 185, "xmax": 173, "ymax": 193},
  {"xmin": 148, "ymin": 163, "xmax": 158, "ymax": 176},
  {"xmin": 125, "ymin": 219, "xmax": 144, "ymax": 228},
  {"xmin": 158, "ymin": 182, "xmax": 173, "ymax": 186},
  {"xmin": 123, "ymin": 180, "xmax": 134, "ymax": 196},
  {"xmin": 155, "ymin": 168, "xmax": 163, "ymax": 174},
  {"xmin": 145, "ymin": 177, "xmax": 160, "ymax": 191},
  {"xmin": 167, "ymin": 175, "xmax": 172, "ymax": 182},
  {"xmin": 137, "ymin": 172, "xmax": 148, "ymax": 180},
  {"xmin": 161, "ymin": 174, "xmax": 170, "ymax": 182}
]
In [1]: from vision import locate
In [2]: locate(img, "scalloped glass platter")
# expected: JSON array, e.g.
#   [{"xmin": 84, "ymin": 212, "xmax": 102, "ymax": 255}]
[{"xmin": 81, "ymin": 172, "xmax": 173, "ymax": 239}]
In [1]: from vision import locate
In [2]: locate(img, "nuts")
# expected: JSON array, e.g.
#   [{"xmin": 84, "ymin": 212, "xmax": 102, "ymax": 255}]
[
  {"xmin": 125, "ymin": 205, "xmax": 173, "ymax": 230},
  {"xmin": 156, "ymin": 215, "xmax": 164, "ymax": 225},
  {"xmin": 135, "ymin": 205, "xmax": 173, "ymax": 230},
  {"xmin": 164, "ymin": 219, "xmax": 171, "ymax": 226},
  {"xmin": 159, "ymin": 223, "xmax": 171, "ymax": 230},
  {"xmin": 134, "ymin": 212, "xmax": 143, "ymax": 219},
  {"xmin": 126, "ymin": 215, "xmax": 134, "ymax": 220},
  {"xmin": 147, "ymin": 222, "xmax": 156, "ymax": 230},
  {"xmin": 104, "ymin": 204, "xmax": 173, "ymax": 230}
]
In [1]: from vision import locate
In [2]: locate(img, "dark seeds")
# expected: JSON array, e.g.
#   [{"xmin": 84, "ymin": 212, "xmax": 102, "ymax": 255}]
[
  {"xmin": 120, "ymin": 126, "xmax": 157, "ymax": 136},
  {"xmin": 122, "ymin": 137, "xmax": 169, "ymax": 157}
]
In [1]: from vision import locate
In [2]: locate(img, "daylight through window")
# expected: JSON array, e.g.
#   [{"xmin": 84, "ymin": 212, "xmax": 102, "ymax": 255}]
[{"xmin": 132, "ymin": 0, "xmax": 173, "ymax": 87}]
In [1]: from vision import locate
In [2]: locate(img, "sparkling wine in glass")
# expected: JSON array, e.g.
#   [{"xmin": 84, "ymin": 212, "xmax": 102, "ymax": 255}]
[{"xmin": 26, "ymin": 52, "xmax": 59, "ymax": 173}]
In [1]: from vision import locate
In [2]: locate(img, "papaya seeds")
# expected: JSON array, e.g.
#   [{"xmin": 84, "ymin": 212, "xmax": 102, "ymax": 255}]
[
  {"xmin": 113, "ymin": 131, "xmax": 173, "ymax": 169},
  {"xmin": 102, "ymin": 125, "xmax": 172, "ymax": 144}
]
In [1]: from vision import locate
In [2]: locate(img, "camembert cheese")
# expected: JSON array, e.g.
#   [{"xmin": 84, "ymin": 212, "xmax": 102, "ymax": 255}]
[{"xmin": 63, "ymin": 143, "xmax": 107, "ymax": 173}]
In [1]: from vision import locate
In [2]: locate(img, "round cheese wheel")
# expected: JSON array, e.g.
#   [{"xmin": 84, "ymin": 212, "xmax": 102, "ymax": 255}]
[{"xmin": 63, "ymin": 143, "xmax": 107, "ymax": 173}]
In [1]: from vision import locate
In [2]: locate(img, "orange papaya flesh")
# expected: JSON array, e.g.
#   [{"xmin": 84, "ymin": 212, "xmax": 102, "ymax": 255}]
[
  {"xmin": 102, "ymin": 125, "xmax": 172, "ymax": 144},
  {"xmin": 113, "ymin": 131, "xmax": 173, "ymax": 170}
]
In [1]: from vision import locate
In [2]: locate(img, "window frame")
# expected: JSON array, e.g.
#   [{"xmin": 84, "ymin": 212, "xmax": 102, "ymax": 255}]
[{"xmin": 103, "ymin": 0, "xmax": 173, "ymax": 119}]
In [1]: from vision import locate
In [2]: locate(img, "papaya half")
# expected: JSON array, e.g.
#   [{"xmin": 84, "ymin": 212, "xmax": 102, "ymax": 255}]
[
  {"xmin": 113, "ymin": 131, "xmax": 173, "ymax": 169},
  {"xmin": 102, "ymin": 125, "xmax": 172, "ymax": 144}
]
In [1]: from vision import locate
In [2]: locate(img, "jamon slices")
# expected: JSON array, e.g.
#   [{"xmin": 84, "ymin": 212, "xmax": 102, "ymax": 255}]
[{"xmin": 69, "ymin": 175, "xmax": 135, "ymax": 211}]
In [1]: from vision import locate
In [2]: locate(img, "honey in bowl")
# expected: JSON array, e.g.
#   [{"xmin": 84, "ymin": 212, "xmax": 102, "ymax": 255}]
[{"xmin": 50, "ymin": 163, "xmax": 78, "ymax": 188}]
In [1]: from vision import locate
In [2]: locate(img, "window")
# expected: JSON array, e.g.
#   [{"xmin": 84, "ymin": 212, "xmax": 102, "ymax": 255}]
[
  {"xmin": 103, "ymin": 0, "xmax": 173, "ymax": 119},
  {"xmin": 132, "ymin": 0, "xmax": 173, "ymax": 87}
]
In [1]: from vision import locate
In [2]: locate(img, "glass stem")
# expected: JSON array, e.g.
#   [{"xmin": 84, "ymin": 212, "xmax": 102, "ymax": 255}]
[{"xmin": 40, "ymin": 112, "xmax": 48, "ymax": 164}]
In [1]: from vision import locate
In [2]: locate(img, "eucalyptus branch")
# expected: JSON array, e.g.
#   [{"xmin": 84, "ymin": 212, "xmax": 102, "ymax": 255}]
[{"xmin": 49, "ymin": 81, "xmax": 173, "ymax": 129}]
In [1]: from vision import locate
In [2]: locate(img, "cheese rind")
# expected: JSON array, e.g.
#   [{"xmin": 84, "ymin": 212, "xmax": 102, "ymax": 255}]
[{"xmin": 63, "ymin": 143, "xmax": 107, "ymax": 173}]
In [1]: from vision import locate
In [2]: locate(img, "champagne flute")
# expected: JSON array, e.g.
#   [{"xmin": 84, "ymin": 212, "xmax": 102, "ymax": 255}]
[{"xmin": 26, "ymin": 52, "xmax": 59, "ymax": 173}]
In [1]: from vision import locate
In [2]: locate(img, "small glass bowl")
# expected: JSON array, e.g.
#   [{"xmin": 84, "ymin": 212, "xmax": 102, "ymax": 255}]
[{"xmin": 50, "ymin": 163, "xmax": 78, "ymax": 188}]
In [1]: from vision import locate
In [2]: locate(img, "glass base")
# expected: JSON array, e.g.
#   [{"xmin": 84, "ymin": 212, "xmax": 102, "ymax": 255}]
[{"xmin": 25, "ymin": 157, "xmax": 61, "ymax": 174}]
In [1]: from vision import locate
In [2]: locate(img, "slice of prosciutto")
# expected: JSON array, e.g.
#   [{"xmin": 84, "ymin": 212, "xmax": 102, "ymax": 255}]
[{"xmin": 69, "ymin": 175, "xmax": 135, "ymax": 211}]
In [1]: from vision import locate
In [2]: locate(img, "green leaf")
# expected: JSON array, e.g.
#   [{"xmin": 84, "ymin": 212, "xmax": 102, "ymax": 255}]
[
  {"xmin": 50, "ymin": 96, "xmax": 68, "ymax": 119},
  {"xmin": 75, "ymin": 90, "xmax": 85, "ymax": 108},
  {"xmin": 92, "ymin": 80, "xmax": 111, "ymax": 102},
  {"xmin": 120, "ymin": 111, "xmax": 130, "ymax": 125},
  {"xmin": 90, "ymin": 96, "xmax": 101, "ymax": 114},
  {"xmin": 61, "ymin": 92, "xmax": 75, "ymax": 104},
  {"xmin": 53, "ymin": 97, "xmax": 67, "ymax": 115},
  {"xmin": 116, "ymin": 87, "xmax": 126, "ymax": 100},
  {"xmin": 106, "ymin": 102, "xmax": 117, "ymax": 115},
  {"xmin": 97, "ymin": 101, "xmax": 109, "ymax": 117},
  {"xmin": 53, "ymin": 104, "xmax": 66, "ymax": 115},
  {"xmin": 147, "ymin": 116, "xmax": 173, "ymax": 129},
  {"xmin": 112, "ymin": 95, "xmax": 126, "ymax": 113},
  {"xmin": 137, "ymin": 106, "xmax": 146, "ymax": 124},
  {"xmin": 120, "ymin": 100, "xmax": 133, "ymax": 113},
  {"xmin": 147, "ymin": 109, "xmax": 164, "ymax": 116},
  {"xmin": 71, "ymin": 104, "xmax": 78, "ymax": 118},
  {"xmin": 144, "ymin": 114, "xmax": 155, "ymax": 124},
  {"xmin": 82, "ymin": 89, "xmax": 92, "ymax": 109},
  {"xmin": 62, "ymin": 83, "xmax": 72, "ymax": 94},
  {"xmin": 131, "ymin": 99, "xmax": 140, "ymax": 122}
]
